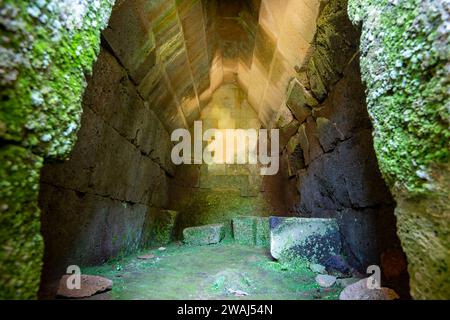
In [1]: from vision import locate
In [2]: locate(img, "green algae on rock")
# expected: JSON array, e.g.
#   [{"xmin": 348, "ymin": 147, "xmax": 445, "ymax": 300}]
[
  {"xmin": 141, "ymin": 209, "xmax": 178, "ymax": 247},
  {"xmin": 183, "ymin": 223, "xmax": 225, "ymax": 246},
  {"xmin": 348, "ymin": 0, "xmax": 450, "ymax": 299},
  {"xmin": 0, "ymin": 146, "xmax": 43, "ymax": 299},
  {"xmin": 1, "ymin": 0, "xmax": 114, "ymax": 157},
  {"xmin": 232, "ymin": 216, "xmax": 270, "ymax": 247},
  {"xmin": 0, "ymin": 0, "xmax": 115, "ymax": 299}
]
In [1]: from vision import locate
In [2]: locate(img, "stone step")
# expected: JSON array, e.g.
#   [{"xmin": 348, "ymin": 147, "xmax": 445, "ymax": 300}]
[
  {"xmin": 269, "ymin": 217, "xmax": 341, "ymax": 264},
  {"xmin": 232, "ymin": 216, "xmax": 270, "ymax": 247},
  {"xmin": 183, "ymin": 223, "xmax": 225, "ymax": 246}
]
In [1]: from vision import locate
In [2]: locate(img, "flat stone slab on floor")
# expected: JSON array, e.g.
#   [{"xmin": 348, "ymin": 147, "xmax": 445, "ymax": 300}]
[
  {"xmin": 57, "ymin": 275, "xmax": 113, "ymax": 298},
  {"xmin": 232, "ymin": 216, "xmax": 270, "ymax": 247},
  {"xmin": 339, "ymin": 278, "xmax": 399, "ymax": 300},
  {"xmin": 270, "ymin": 217, "xmax": 341, "ymax": 264},
  {"xmin": 183, "ymin": 223, "xmax": 225, "ymax": 245}
]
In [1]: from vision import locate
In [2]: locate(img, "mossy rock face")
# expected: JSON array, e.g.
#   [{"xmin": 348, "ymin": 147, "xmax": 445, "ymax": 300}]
[
  {"xmin": 0, "ymin": 0, "xmax": 114, "ymax": 158},
  {"xmin": 172, "ymin": 189, "xmax": 272, "ymax": 239},
  {"xmin": 142, "ymin": 209, "xmax": 178, "ymax": 247},
  {"xmin": 183, "ymin": 224, "xmax": 225, "ymax": 246},
  {"xmin": 269, "ymin": 217, "xmax": 341, "ymax": 265},
  {"xmin": 0, "ymin": 0, "xmax": 114, "ymax": 299},
  {"xmin": 0, "ymin": 146, "xmax": 43, "ymax": 299},
  {"xmin": 232, "ymin": 216, "xmax": 270, "ymax": 247},
  {"xmin": 348, "ymin": 0, "xmax": 450, "ymax": 299}
]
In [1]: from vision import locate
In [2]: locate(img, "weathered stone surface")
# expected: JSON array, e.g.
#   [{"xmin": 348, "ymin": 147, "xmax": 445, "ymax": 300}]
[
  {"xmin": 316, "ymin": 274, "xmax": 337, "ymax": 288},
  {"xmin": 324, "ymin": 255, "xmax": 352, "ymax": 277},
  {"xmin": 339, "ymin": 278, "xmax": 399, "ymax": 300},
  {"xmin": 102, "ymin": 0, "xmax": 155, "ymax": 84},
  {"xmin": 57, "ymin": 275, "xmax": 113, "ymax": 298},
  {"xmin": 269, "ymin": 217, "xmax": 341, "ymax": 264},
  {"xmin": 141, "ymin": 209, "xmax": 178, "ymax": 247},
  {"xmin": 280, "ymin": 119, "xmax": 300, "ymax": 148},
  {"xmin": 316, "ymin": 117, "xmax": 344, "ymax": 152},
  {"xmin": 307, "ymin": 0, "xmax": 359, "ymax": 101},
  {"xmin": 39, "ymin": 184, "xmax": 147, "ymax": 275},
  {"xmin": 286, "ymin": 80, "xmax": 316, "ymax": 123},
  {"xmin": 233, "ymin": 216, "xmax": 256, "ymax": 245},
  {"xmin": 276, "ymin": 103, "xmax": 294, "ymax": 128},
  {"xmin": 309, "ymin": 263, "xmax": 326, "ymax": 274},
  {"xmin": 183, "ymin": 224, "xmax": 225, "ymax": 246},
  {"xmin": 255, "ymin": 217, "xmax": 270, "ymax": 247},
  {"xmin": 232, "ymin": 216, "xmax": 270, "ymax": 247},
  {"xmin": 349, "ymin": 0, "xmax": 450, "ymax": 299},
  {"xmin": 304, "ymin": 117, "xmax": 323, "ymax": 164}
]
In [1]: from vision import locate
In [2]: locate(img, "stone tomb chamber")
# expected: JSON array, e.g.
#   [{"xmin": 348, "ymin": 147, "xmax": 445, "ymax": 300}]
[{"xmin": 0, "ymin": 0, "xmax": 448, "ymax": 300}]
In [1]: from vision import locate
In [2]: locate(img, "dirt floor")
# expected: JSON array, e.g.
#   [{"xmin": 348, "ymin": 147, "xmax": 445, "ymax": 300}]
[{"xmin": 81, "ymin": 242, "xmax": 343, "ymax": 300}]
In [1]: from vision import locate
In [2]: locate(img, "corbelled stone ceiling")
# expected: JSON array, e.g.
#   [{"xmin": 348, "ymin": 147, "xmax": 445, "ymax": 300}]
[{"xmin": 102, "ymin": 0, "xmax": 322, "ymax": 132}]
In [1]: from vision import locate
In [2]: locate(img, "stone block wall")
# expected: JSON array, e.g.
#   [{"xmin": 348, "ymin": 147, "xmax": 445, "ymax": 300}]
[
  {"xmin": 170, "ymin": 84, "xmax": 288, "ymax": 238},
  {"xmin": 38, "ymin": 47, "xmax": 174, "ymax": 297},
  {"xmin": 277, "ymin": 0, "xmax": 409, "ymax": 296},
  {"xmin": 0, "ymin": 0, "xmax": 115, "ymax": 299}
]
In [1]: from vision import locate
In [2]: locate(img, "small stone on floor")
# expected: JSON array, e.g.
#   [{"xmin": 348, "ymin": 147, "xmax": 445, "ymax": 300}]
[
  {"xmin": 228, "ymin": 289, "xmax": 249, "ymax": 296},
  {"xmin": 316, "ymin": 274, "xmax": 337, "ymax": 288},
  {"xmin": 339, "ymin": 278, "xmax": 399, "ymax": 300},
  {"xmin": 309, "ymin": 263, "xmax": 326, "ymax": 274},
  {"xmin": 57, "ymin": 275, "xmax": 113, "ymax": 298}
]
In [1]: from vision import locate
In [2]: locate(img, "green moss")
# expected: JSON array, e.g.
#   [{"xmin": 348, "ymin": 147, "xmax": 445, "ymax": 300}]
[
  {"xmin": 0, "ymin": 146, "xmax": 43, "ymax": 299},
  {"xmin": 143, "ymin": 210, "xmax": 178, "ymax": 247},
  {"xmin": 183, "ymin": 223, "xmax": 225, "ymax": 245},
  {"xmin": 1, "ymin": 0, "xmax": 114, "ymax": 158},
  {"xmin": 348, "ymin": 0, "xmax": 449, "ymax": 196},
  {"xmin": 232, "ymin": 216, "xmax": 256, "ymax": 245},
  {"xmin": 232, "ymin": 216, "xmax": 270, "ymax": 247},
  {"xmin": 82, "ymin": 243, "xmax": 342, "ymax": 300},
  {"xmin": 348, "ymin": 0, "xmax": 450, "ymax": 299},
  {"xmin": 0, "ymin": 0, "xmax": 115, "ymax": 299},
  {"xmin": 173, "ymin": 189, "xmax": 272, "ymax": 239}
]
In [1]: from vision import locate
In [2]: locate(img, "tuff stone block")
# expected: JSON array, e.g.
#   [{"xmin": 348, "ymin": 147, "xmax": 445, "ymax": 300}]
[
  {"xmin": 183, "ymin": 224, "xmax": 226, "ymax": 246},
  {"xmin": 269, "ymin": 217, "xmax": 341, "ymax": 264}
]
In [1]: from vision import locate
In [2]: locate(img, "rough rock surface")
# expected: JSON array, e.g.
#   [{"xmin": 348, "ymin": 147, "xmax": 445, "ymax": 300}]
[
  {"xmin": 349, "ymin": 0, "xmax": 450, "ymax": 299},
  {"xmin": 324, "ymin": 255, "xmax": 352, "ymax": 277},
  {"xmin": 282, "ymin": 1, "xmax": 406, "ymax": 294},
  {"xmin": 183, "ymin": 224, "xmax": 225, "ymax": 246},
  {"xmin": 269, "ymin": 217, "xmax": 341, "ymax": 264},
  {"xmin": 232, "ymin": 216, "xmax": 270, "ymax": 247},
  {"xmin": 0, "ymin": 0, "xmax": 114, "ymax": 299},
  {"xmin": 39, "ymin": 49, "xmax": 174, "ymax": 297},
  {"xmin": 309, "ymin": 263, "xmax": 326, "ymax": 274},
  {"xmin": 57, "ymin": 275, "xmax": 113, "ymax": 299},
  {"xmin": 141, "ymin": 210, "xmax": 178, "ymax": 247},
  {"xmin": 339, "ymin": 278, "xmax": 399, "ymax": 300},
  {"xmin": 315, "ymin": 274, "xmax": 337, "ymax": 288}
]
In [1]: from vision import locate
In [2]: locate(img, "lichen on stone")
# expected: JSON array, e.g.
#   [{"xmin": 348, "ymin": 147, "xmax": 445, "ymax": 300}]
[
  {"xmin": 348, "ymin": 0, "xmax": 449, "ymax": 195},
  {"xmin": 1, "ymin": 0, "xmax": 114, "ymax": 158},
  {"xmin": 348, "ymin": 0, "xmax": 450, "ymax": 299},
  {"xmin": 0, "ymin": 0, "xmax": 115, "ymax": 299},
  {"xmin": 0, "ymin": 146, "xmax": 43, "ymax": 299}
]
